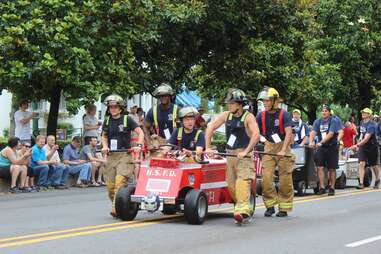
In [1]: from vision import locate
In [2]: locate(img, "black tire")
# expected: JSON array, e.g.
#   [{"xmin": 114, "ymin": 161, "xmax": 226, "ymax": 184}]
[
  {"xmin": 184, "ymin": 189, "xmax": 208, "ymax": 225},
  {"xmin": 296, "ymin": 181, "xmax": 306, "ymax": 196},
  {"xmin": 364, "ymin": 168, "xmax": 372, "ymax": 187},
  {"xmin": 335, "ymin": 173, "xmax": 347, "ymax": 189},
  {"xmin": 313, "ymin": 187, "xmax": 319, "ymax": 195},
  {"xmin": 256, "ymin": 179, "xmax": 262, "ymax": 196},
  {"xmin": 162, "ymin": 205, "xmax": 177, "ymax": 215},
  {"xmin": 115, "ymin": 186, "xmax": 139, "ymax": 221}
]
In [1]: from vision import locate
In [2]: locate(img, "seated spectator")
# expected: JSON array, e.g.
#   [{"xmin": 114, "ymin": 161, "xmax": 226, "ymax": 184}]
[
  {"xmin": 30, "ymin": 135, "xmax": 60, "ymax": 191},
  {"xmin": 44, "ymin": 135, "xmax": 69, "ymax": 189},
  {"xmin": 63, "ymin": 136, "xmax": 92, "ymax": 188},
  {"xmin": 0, "ymin": 137, "xmax": 31, "ymax": 193},
  {"xmin": 83, "ymin": 104, "xmax": 101, "ymax": 145},
  {"xmin": 81, "ymin": 136, "xmax": 106, "ymax": 186}
]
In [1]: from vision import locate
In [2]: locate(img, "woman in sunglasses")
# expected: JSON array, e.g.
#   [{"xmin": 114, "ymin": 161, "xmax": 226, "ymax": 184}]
[{"xmin": 0, "ymin": 137, "xmax": 31, "ymax": 193}]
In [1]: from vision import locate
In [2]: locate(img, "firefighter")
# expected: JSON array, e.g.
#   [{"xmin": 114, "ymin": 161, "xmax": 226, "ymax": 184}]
[
  {"xmin": 309, "ymin": 104, "xmax": 343, "ymax": 196},
  {"xmin": 256, "ymin": 87, "xmax": 295, "ymax": 217},
  {"xmin": 350, "ymin": 108, "xmax": 380, "ymax": 189},
  {"xmin": 101, "ymin": 95, "xmax": 144, "ymax": 217},
  {"xmin": 205, "ymin": 89, "xmax": 260, "ymax": 223},
  {"xmin": 165, "ymin": 106, "xmax": 205, "ymax": 162},
  {"xmin": 144, "ymin": 84, "xmax": 180, "ymax": 156}
]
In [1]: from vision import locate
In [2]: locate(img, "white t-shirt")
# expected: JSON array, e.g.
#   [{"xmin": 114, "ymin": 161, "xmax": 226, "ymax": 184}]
[
  {"xmin": 14, "ymin": 110, "xmax": 32, "ymax": 140},
  {"xmin": 43, "ymin": 144, "xmax": 61, "ymax": 163}
]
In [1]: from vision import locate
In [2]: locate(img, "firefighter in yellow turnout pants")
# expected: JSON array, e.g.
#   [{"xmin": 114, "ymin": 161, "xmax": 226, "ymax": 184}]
[
  {"xmin": 256, "ymin": 87, "xmax": 295, "ymax": 217},
  {"xmin": 144, "ymin": 84, "xmax": 180, "ymax": 157},
  {"xmin": 101, "ymin": 95, "xmax": 144, "ymax": 218},
  {"xmin": 205, "ymin": 89, "xmax": 260, "ymax": 224}
]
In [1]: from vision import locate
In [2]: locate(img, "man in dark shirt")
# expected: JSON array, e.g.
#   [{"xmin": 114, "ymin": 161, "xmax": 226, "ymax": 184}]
[
  {"xmin": 309, "ymin": 105, "xmax": 343, "ymax": 196},
  {"xmin": 166, "ymin": 106, "xmax": 205, "ymax": 162},
  {"xmin": 256, "ymin": 87, "xmax": 294, "ymax": 218},
  {"xmin": 350, "ymin": 108, "xmax": 380, "ymax": 189},
  {"xmin": 101, "ymin": 94, "xmax": 144, "ymax": 217},
  {"xmin": 144, "ymin": 84, "xmax": 179, "ymax": 156}
]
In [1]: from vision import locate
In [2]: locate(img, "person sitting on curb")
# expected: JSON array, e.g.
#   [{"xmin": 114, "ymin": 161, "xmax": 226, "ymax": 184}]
[
  {"xmin": 63, "ymin": 136, "xmax": 92, "ymax": 188},
  {"xmin": 44, "ymin": 135, "xmax": 70, "ymax": 189},
  {"xmin": 81, "ymin": 136, "xmax": 106, "ymax": 186},
  {"xmin": 30, "ymin": 135, "xmax": 60, "ymax": 191},
  {"xmin": 0, "ymin": 137, "xmax": 31, "ymax": 193}
]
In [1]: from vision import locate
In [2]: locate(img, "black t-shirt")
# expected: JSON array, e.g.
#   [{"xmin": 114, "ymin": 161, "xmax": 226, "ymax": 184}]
[
  {"xmin": 256, "ymin": 109, "xmax": 293, "ymax": 143},
  {"xmin": 102, "ymin": 115, "xmax": 139, "ymax": 149},
  {"xmin": 168, "ymin": 128, "xmax": 205, "ymax": 151},
  {"xmin": 145, "ymin": 104, "xmax": 179, "ymax": 139}
]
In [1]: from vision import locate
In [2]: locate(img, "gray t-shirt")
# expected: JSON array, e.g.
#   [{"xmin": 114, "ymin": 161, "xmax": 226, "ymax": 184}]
[
  {"xmin": 81, "ymin": 145, "xmax": 96, "ymax": 160},
  {"xmin": 83, "ymin": 115, "xmax": 99, "ymax": 137}
]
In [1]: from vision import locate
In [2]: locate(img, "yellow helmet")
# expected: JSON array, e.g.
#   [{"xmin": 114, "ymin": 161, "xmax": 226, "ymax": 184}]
[
  {"xmin": 257, "ymin": 87, "xmax": 279, "ymax": 101},
  {"xmin": 361, "ymin": 108, "xmax": 373, "ymax": 115}
]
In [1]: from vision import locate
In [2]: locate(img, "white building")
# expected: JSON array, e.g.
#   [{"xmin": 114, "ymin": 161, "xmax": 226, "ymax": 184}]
[{"xmin": 0, "ymin": 90, "xmax": 155, "ymax": 138}]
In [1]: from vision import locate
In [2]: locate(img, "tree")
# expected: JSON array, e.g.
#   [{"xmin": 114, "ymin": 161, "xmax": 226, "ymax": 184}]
[{"xmin": 0, "ymin": 0, "xmax": 205, "ymax": 135}]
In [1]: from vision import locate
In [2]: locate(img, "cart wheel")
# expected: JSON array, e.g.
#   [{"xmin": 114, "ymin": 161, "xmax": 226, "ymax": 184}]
[
  {"xmin": 297, "ymin": 181, "xmax": 306, "ymax": 196},
  {"xmin": 364, "ymin": 168, "xmax": 372, "ymax": 187},
  {"xmin": 335, "ymin": 173, "xmax": 347, "ymax": 189},
  {"xmin": 115, "ymin": 186, "xmax": 139, "ymax": 221},
  {"xmin": 184, "ymin": 189, "xmax": 208, "ymax": 225},
  {"xmin": 162, "ymin": 205, "xmax": 177, "ymax": 215},
  {"xmin": 256, "ymin": 179, "xmax": 262, "ymax": 196}
]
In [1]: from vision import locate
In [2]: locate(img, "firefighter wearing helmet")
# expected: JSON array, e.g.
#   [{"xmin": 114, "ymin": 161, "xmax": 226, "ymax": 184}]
[
  {"xmin": 101, "ymin": 94, "xmax": 144, "ymax": 218},
  {"xmin": 205, "ymin": 88, "xmax": 260, "ymax": 224},
  {"xmin": 144, "ymin": 84, "xmax": 180, "ymax": 156},
  {"xmin": 164, "ymin": 106, "xmax": 205, "ymax": 162},
  {"xmin": 256, "ymin": 87, "xmax": 295, "ymax": 217}
]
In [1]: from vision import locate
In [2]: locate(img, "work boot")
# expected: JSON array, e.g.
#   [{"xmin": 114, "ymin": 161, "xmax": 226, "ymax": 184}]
[
  {"xmin": 328, "ymin": 188, "xmax": 335, "ymax": 196},
  {"xmin": 234, "ymin": 212, "xmax": 252, "ymax": 225},
  {"xmin": 264, "ymin": 207, "xmax": 275, "ymax": 217},
  {"xmin": 374, "ymin": 180, "xmax": 380, "ymax": 189},
  {"xmin": 318, "ymin": 188, "xmax": 326, "ymax": 195},
  {"xmin": 356, "ymin": 184, "xmax": 364, "ymax": 190},
  {"xmin": 276, "ymin": 211, "xmax": 288, "ymax": 217}
]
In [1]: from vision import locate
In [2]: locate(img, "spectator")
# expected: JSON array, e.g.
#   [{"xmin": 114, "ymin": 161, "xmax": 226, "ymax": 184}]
[
  {"xmin": 0, "ymin": 137, "xmax": 31, "ymax": 193},
  {"xmin": 30, "ymin": 135, "xmax": 60, "ymax": 191},
  {"xmin": 17, "ymin": 142, "xmax": 38, "ymax": 192},
  {"xmin": 81, "ymin": 136, "xmax": 106, "ymax": 186},
  {"xmin": 63, "ymin": 136, "xmax": 92, "ymax": 188},
  {"xmin": 136, "ymin": 107, "xmax": 145, "ymax": 127},
  {"xmin": 342, "ymin": 121, "xmax": 357, "ymax": 157},
  {"xmin": 83, "ymin": 104, "xmax": 101, "ymax": 145},
  {"xmin": 14, "ymin": 100, "xmax": 38, "ymax": 144},
  {"xmin": 44, "ymin": 135, "xmax": 69, "ymax": 189},
  {"xmin": 129, "ymin": 104, "xmax": 140, "ymax": 123},
  {"xmin": 195, "ymin": 106, "xmax": 207, "ymax": 130}
]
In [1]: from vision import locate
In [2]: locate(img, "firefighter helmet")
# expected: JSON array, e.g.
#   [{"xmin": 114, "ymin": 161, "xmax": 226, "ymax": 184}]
[
  {"xmin": 224, "ymin": 89, "xmax": 248, "ymax": 104},
  {"xmin": 153, "ymin": 84, "xmax": 175, "ymax": 97},
  {"xmin": 179, "ymin": 106, "xmax": 198, "ymax": 119},
  {"xmin": 103, "ymin": 94, "xmax": 125, "ymax": 108}
]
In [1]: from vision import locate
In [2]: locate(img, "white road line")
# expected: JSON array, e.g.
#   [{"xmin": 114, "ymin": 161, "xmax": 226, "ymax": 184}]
[{"xmin": 345, "ymin": 235, "xmax": 381, "ymax": 248}]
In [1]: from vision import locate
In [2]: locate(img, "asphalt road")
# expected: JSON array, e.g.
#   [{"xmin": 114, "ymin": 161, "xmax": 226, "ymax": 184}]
[{"xmin": 0, "ymin": 186, "xmax": 380, "ymax": 254}]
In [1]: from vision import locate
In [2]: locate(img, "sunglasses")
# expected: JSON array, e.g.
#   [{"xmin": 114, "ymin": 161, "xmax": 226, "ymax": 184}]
[{"xmin": 24, "ymin": 145, "xmax": 31, "ymax": 148}]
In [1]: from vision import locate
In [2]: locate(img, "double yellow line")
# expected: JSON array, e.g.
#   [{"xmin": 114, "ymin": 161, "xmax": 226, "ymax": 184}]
[{"xmin": 0, "ymin": 188, "xmax": 379, "ymax": 249}]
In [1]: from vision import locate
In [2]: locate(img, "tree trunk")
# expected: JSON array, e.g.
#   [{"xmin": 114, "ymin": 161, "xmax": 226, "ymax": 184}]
[
  {"xmin": 9, "ymin": 94, "xmax": 18, "ymax": 137},
  {"xmin": 307, "ymin": 104, "xmax": 317, "ymax": 125},
  {"xmin": 46, "ymin": 87, "xmax": 62, "ymax": 136},
  {"xmin": 357, "ymin": 81, "xmax": 372, "ymax": 122}
]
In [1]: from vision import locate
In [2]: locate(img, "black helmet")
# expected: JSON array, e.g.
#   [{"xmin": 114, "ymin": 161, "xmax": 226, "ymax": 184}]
[{"xmin": 224, "ymin": 89, "xmax": 248, "ymax": 104}]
